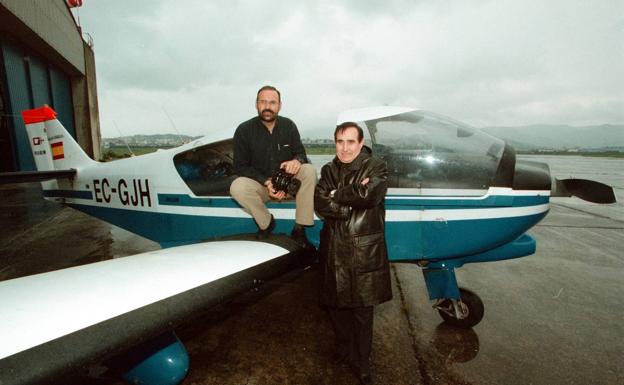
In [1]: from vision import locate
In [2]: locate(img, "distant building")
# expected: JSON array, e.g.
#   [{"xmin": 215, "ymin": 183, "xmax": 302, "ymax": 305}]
[{"xmin": 0, "ymin": 0, "xmax": 100, "ymax": 171}]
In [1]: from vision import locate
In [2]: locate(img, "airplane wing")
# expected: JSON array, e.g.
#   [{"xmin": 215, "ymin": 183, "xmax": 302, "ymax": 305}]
[{"xmin": 0, "ymin": 239, "xmax": 310, "ymax": 385}]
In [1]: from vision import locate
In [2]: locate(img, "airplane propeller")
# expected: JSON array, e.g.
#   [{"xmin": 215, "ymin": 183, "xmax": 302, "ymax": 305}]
[{"xmin": 551, "ymin": 178, "xmax": 617, "ymax": 204}]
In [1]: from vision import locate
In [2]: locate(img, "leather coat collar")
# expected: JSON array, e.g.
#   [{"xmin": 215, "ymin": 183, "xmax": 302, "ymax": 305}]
[{"xmin": 332, "ymin": 146, "xmax": 373, "ymax": 171}]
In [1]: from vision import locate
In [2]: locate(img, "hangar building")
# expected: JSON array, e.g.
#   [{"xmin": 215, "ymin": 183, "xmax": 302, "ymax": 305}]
[{"xmin": 0, "ymin": 0, "xmax": 100, "ymax": 172}]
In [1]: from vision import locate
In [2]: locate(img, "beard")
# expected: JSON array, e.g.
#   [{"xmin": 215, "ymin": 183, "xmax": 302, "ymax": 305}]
[{"xmin": 259, "ymin": 109, "xmax": 277, "ymax": 122}]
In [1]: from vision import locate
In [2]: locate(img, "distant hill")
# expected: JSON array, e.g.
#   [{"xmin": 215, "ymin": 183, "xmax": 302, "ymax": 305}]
[
  {"xmin": 103, "ymin": 125, "xmax": 624, "ymax": 152},
  {"xmin": 103, "ymin": 134, "xmax": 202, "ymax": 141},
  {"xmin": 103, "ymin": 134, "xmax": 201, "ymax": 147},
  {"xmin": 482, "ymin": 124, "xmax": 624, "ymax": 150}
]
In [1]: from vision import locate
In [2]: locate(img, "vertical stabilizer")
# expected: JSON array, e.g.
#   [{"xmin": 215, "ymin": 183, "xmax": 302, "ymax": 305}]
[
  {"xmin": 22, "ymin": 109, "xmax": 55, "ymax": 172},
  {"xmin": 22, "ymin": 106, "xmax": 95, "ymax": 190},
  {"xmin": 22, "ymin": 106, "xmax": 95, "ymax": 171},
  {"xmin": 22, "ymin": 106, "xmax": 58, "ymax": 190}
]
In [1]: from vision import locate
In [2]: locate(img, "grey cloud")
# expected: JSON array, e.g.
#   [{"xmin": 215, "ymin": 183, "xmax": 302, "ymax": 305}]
[{"xmin": 77, "ymin": 0, "xmax": 623, "ymax": 137}]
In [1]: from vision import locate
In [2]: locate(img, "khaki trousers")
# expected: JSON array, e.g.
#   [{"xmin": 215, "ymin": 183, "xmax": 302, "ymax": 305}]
[{"xmin": 230, "ymin": 163, "xmax": 316, "ymax": 229}]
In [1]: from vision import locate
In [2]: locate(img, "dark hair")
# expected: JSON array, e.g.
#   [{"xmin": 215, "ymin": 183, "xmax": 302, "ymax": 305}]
[
  {"xmin": 334, "ymin": 122, "xmax": 364, "ymax": 142},
  {"xmin": 256, "ymin": 85, "xmax": 281, "ymax": 102}
]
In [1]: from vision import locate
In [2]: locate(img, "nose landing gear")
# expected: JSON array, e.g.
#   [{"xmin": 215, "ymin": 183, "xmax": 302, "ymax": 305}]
[{"xmin": 433, "ymin": 287, "xmax": 484, "ymax": 328}]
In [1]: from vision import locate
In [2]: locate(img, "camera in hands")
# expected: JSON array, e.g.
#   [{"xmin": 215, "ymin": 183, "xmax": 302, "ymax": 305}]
[{"xmin": 271, "ymin": 169, "xmax": 301, "ymax": 197}]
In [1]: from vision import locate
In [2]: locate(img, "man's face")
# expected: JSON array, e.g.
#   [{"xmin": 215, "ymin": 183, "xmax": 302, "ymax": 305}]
[
  {"xmin": 256, "ymin": 90, "xmax": 281, "ymax": 123},
  {"xmin": 335, "ymin": 126, "xmax": 364, "ymax": 164}
]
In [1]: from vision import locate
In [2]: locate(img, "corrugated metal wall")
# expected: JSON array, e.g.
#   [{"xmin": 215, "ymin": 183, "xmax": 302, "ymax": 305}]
[{"xmin": 1, "ymin": 38, "xmax": 75, "ymax": 171}]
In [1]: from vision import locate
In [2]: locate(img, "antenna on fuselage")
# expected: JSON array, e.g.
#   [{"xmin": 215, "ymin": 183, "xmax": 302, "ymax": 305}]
[
  {"xmin": 112, "ymin": 120, "xmax": 135, "ymax": 157},
  {"xmin": 162, "ymin": 107, "xmax": 185, "ymax": 146}
]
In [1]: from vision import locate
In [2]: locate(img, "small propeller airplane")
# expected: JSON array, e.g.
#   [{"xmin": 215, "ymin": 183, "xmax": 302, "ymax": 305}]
[{"xmin": 0, "ymin": 105, "xmax": 616, "ymax": 385}]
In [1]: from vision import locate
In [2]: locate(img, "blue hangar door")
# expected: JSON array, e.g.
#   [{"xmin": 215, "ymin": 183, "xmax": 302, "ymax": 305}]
[{"xmin": 0, "ymin": 38, "xmax": 76, "ymax": 171}]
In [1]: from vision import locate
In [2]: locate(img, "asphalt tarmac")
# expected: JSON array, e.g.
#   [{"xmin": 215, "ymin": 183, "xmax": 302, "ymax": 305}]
[{"xmin": 1, "ymin": 182, "xmax": 622, "ymax": 385}]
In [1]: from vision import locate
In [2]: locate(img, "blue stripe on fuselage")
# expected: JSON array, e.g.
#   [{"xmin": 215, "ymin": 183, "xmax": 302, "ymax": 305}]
[
  {"xmin": 67, "ymin": 191, "xmax": 548, "ymax": 261},
  {"xmin": 157, "ymin": 194, "xmax": 297, "ymax": 209},
  {"xmin": 386, "ymin": 210, "xmax": 548, "ymax": 261},
  {"xmin": 156, "ymin": 193, "xmax": 548, "ymax": 210},
  {"xmin": 43, "ymin": 189, "xmax": 93, "ymax": 200}
]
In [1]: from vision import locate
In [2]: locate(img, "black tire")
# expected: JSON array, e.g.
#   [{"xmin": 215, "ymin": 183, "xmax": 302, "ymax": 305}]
[{"xmin": 437, "ymin": 287, "xmax": 484, "ymax": 328}]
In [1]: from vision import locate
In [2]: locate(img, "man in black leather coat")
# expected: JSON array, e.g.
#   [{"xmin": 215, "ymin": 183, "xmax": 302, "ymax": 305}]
[{"xmin": 314, "ymin": 122, "xmax": 392, "ymax": 385}]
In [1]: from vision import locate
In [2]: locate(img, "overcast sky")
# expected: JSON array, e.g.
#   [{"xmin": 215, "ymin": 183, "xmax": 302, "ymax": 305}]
[{"xmin": 74, "ymin": 0, "xmax": 624, "ymax": 138}]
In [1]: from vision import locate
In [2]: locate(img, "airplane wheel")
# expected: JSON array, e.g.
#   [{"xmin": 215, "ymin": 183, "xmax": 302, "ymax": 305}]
[{"xmin": 437, "ymin": 288, "xmax": 484, "ymax": 328}]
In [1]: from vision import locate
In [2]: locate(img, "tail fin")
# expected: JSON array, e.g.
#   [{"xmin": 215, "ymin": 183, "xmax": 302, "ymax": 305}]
[
  {"xmin": 21, "ymin": 106, "xmax": 94, "ymax": 190},
  {"xmin": 22, "ymin": 106, "xmax": 95, "ymax": 171}
]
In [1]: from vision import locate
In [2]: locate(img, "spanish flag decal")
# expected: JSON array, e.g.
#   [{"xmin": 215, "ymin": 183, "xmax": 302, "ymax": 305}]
[{"xmin": 51, "ymin": 141, "xmax": 64, "ymax": 160}]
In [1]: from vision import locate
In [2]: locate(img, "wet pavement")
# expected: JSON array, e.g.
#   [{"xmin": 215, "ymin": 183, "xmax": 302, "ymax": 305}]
[{"xmin": 1, "ymin": 182, "xmax": 623, "ymax": 385}]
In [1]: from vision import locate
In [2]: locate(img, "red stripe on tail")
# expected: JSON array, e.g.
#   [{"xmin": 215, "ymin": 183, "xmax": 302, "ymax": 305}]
[{"xmin": 22, "ymin": 106, "xmax": 57, "ymax": 124}]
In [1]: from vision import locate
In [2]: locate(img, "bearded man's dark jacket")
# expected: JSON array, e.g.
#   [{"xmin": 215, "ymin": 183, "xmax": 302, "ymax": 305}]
[{"xmin": 233, "ymin": 116, "xmax": 308, "ymax": 184}]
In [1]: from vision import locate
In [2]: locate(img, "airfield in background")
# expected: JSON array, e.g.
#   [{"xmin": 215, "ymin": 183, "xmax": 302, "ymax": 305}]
[{"xmin": 0, "ymin": 155, "xmax": 622, "ymax": 385}]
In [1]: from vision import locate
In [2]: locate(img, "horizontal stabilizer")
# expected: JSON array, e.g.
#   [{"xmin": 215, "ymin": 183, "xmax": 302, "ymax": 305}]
[
  {"xmin": 552, "ymin": 178, "xmax": 616, "ymax": 204},
  {"xmin": 0, "ymin": 169, "xmax": 76, "ymax": 184}
]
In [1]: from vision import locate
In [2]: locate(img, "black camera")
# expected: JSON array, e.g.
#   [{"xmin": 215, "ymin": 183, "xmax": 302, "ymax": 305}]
[{"xmin": 271, "ymin": 169, "xmax": 301, "ymax": 196}]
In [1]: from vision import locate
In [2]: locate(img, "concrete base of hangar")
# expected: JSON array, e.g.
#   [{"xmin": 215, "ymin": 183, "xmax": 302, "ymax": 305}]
[{"xmin": 1, "ymin": 183, "xmax": 623, "ymax": 385}]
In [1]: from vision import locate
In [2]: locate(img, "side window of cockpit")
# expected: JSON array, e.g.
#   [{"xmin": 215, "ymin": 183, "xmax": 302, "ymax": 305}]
[
  {"xmin": 367, "ymin": 112, "xmax": 503, "ymax": 191},
  {"xmin": 174, "ymin": 146, "xmax": 235, "ymax": 196},
  {"xmin": 371, "ymin": 122, "xmax": 434, "ymax": 189}
]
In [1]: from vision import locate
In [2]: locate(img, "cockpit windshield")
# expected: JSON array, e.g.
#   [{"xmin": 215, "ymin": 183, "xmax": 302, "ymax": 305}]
[
  {"xmin": 173, "ymin": 140, "xmax": 236, "ymax": 196},
  {"xmin": 363, "ymin": 110, "xmax": 505, "ymax": 190}
]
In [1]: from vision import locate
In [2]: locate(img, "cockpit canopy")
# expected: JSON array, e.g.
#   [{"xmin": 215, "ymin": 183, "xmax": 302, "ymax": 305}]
[
  {"xmin": 172, "ymin": 108, "xmax": 513, "ymax": 196},
  {"xmin": 350, "ymin": 109, "xmax": 509, "ymax": 190},
  {"xmin": 173, "ymin": 139, "xmax": 236, "ymax": 196}
]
